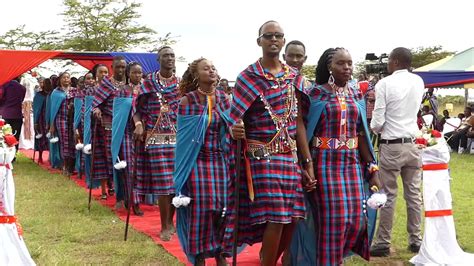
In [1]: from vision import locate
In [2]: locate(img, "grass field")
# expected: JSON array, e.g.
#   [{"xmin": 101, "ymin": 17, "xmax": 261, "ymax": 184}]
[{"xmin": 13, "ymin": 153, "xmax": 474, "ymax": 265}]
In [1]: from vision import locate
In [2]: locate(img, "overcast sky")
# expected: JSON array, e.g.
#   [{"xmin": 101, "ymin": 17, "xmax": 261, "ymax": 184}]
[{"xmin": 1, "ymin": 0, "xmax": 473, "ymax": 80}]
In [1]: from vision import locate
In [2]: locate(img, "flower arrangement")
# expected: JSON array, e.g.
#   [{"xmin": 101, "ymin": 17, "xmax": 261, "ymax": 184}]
[
  {"xmin": 0, "ymin": 118, "xmax": 19, "ymax": 149},
  {"xmin": 415, "ymin": 127, "xmax": 443, "ymax": 148}
]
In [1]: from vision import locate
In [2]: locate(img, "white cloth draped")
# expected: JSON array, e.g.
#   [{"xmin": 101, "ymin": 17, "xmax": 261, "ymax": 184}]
[
  {"xmin": 410, "ymin": 140, "xmax": 474, "ymax": 265},
  {"xmin": 0, "ymin": 147, "xmax": 36, "ymax": 265}
]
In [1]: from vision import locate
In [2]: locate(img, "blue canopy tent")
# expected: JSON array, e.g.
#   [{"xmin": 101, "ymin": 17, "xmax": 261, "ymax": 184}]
[
  {"xmin": 414, "ymin": 47, "xmax": 474, "ymax": 89},
  {"xmin": 0, "ymin": 49, "xmax": 160, "ymax": 86}
]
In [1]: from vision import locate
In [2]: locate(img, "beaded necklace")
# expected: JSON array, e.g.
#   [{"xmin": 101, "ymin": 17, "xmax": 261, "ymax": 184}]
[
  {"xmin": 328, "ymin": 78, "xmax": 349, "ymax": 141},
  {"xmin": 150, "ymin": 71, "xmax": 177, "ymax": 133},
  {"xmin": 257, "ymin": 59, "xmax": 291, "ymax": 89}
]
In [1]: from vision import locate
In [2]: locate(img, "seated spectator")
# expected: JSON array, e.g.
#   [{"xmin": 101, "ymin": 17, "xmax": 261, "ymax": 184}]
[
  {"xmin": 421, "ymin": 105, "xmax": 437, "ymax": 129},
  {"xmin": 446, "ymin": 107, "xmax": 473, "ymax": 153},
  {"xmin": 438, "ymin": 109, "xmax": 450, "ymax": 131}
]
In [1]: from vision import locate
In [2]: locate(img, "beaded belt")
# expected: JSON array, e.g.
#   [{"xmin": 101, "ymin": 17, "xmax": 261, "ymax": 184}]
[
  {"xmin": 246, "ymin": 138, "xmax": 296, "ymax": 159},
  {"xmin": 146, "ymin": 130, "xmax": 176, "ymax": 146},
  {"xmin": 312, "ymin": 137, "xmax": 358, "ymax": 150},
  {"xmin": 101, "ymin": 121, "xmax": 112, "ymax": 131}
]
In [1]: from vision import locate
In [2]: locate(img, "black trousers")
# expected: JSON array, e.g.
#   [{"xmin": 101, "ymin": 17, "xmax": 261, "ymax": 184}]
[
  {"xmin": 446, "ymin": 127, "xmax": 470, "ymax": 151},
  {"xmin": 5, "ymin": 118, "xmax": 23, "ymax": 152}
]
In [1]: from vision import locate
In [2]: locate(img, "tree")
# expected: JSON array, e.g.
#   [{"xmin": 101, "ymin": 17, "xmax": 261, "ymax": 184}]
[
  {"xmin": 411, "ymin": 46, "xmax": 456, "ymax": 69},
  {"xmin": 61, "ymin": 0, "xmax": 162, "ymax": 51},
  {"xmin": 0, "ymin": 0, "xmax": 176, "ymax": 52},
  {"xmin": 0, "ymin": 25, "xmax": 62, "ymax": 50},
  {"xmin": 300, "ymin": 65, "xmax": 316, "ymax": 81}
]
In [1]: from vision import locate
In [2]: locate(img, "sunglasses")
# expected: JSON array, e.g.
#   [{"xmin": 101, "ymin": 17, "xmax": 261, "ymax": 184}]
[{"xmin": 259, "ymin": 32, "xmax": 285, "ymax": 40}]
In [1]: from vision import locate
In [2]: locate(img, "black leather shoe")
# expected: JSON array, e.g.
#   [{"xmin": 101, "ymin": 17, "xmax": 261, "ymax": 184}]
[
  {"xmin": 408, "ymin": 243, "xmax": 421, "ymax": 253},
  {"xmin": 370, "ymin": 246, "xmax": 390, "ymax": 257}
]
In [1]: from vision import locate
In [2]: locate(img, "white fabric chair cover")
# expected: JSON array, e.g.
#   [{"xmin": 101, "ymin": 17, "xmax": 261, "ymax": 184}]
[
  {"xmin": 410, "ymin": 140, "xmax": 474, "ymax": 265},
  {"xmin": 0, "ymin": 147, "xmax": 36, "ymax": 265}
]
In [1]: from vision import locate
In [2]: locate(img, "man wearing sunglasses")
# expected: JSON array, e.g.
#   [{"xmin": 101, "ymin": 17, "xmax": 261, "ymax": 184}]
[{"xmin": 225, "ymin": 21, "xmax": 311, "ymax": 266}]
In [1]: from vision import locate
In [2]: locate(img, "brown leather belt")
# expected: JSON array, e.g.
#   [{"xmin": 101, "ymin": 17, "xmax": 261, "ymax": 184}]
[{"xmin": 246, "ymin": 138, "xmax": 296, "ymax": 159}]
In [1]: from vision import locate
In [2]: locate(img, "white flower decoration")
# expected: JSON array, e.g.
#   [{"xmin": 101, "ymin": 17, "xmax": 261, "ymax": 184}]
[
  {"xmin": 83, "ymin": 144, "xmax": 92, "ymax": 154},
  {"xmin": 172, "ymin": 195, "xmax": 192, "ymax": 208},
  {"xmin": 49, "ymin": 137, "xmax": 59, "ymax": 143},
  {"xmin": 75, "ymin": 143, "xmax": 84, "ymax": 151},
  {"xmin": 367, "ymin": 192, "xmax": 387, "ymax": 209},
  {"xmin": 113, "ymin": 156, "xmax": 127, "ymax": 170},
  {"xmin": 46, "ymin": 132, "xmax": 51, "ymax": 139},
  {"xmin": 35, "ymin": 134, "xmax": 43, "ymax": 139},
  {"xmin": 114, "ymin": 160, "xmax": 127, "ymax": 170}
]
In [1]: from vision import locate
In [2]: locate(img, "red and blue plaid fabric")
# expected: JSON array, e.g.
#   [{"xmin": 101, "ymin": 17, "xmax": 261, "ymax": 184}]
[
  {"xmin": 115, "ymin": 88, "xmax": 136, "ymax": 203},
  {"xmin": 133, "ymin": 72, "xmax": 180, "ymax": 199},
  {"xmin": 307, "ymin": 84, "xmax": 370, "ymax": 264},
  {"xmin": 223, "ymin": 61, "xmax": 306, "ymax": 248},
  {"xmin": 91, "ymin": 80, "xmax": 118, "ymax": 181},
  {"xmin": 54, "ymin": 87, "xmax": 77, "ymax": 159},
  {"xmin": 179, "ymin": 90, "xmax": 230, "ymax": 257}
]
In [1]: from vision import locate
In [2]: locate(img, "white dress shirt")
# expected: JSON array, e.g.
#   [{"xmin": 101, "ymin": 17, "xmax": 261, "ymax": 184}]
[{"xmin": 370, "ymin": 69, "xmax": 425, "ymax": 140}]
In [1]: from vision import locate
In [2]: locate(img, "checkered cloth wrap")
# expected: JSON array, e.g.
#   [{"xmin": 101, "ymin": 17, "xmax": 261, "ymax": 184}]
[
  {"xmin": 90, "ymin": 80, "xmax": 117, "ymax": 181},
  {"xmin": 133, "ymin": 72, "xmax": 180, "ymax": 198},
  {"xmin": 113, "ymin": 89, "xmax": 136, "ymax": 202},
  {"xmin": 308, "ymin": 84, "xmax": 370, "ymax": 264},
  {"xmin": 222, "ymin": 61, "xmax": 306, "ymax": 249},
  {"xmin": 54, "ymin": 87, "xmax": 78, "ymax": 160},
  {"xmin": 177, "ymin": 90, "xmax": 231, "ymax": 258}
]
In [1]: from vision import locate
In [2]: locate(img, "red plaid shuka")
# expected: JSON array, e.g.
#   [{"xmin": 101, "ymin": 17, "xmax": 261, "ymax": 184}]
[
  {"xmin": 308, "ymin": 84, "xmax": 370, "ymax": 264},
  {"xmin": 179, "ymin": 90, "xmax": 231, "ymax": 258},
  {"xmin": 223, "ymin": 61, "xmax": 306, "ymax": 249},
  {"xmin": 91, "ymin": 78, "xmax": 125, "ymax": 181},
  {"xmin": 54, "ymin": 87, "xmax": 78, "ymax": 160},
  {"xmin": 133, "ymin": 72, "xmax": 180, "ymax": 200}
]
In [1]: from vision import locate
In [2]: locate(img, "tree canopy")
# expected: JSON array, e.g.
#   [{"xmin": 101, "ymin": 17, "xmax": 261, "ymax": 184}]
[
  {"xmin": 411, "ymin": 46, "xmax": 456, "ymax": 69},
  {"xmin": 0, "ymin": 0, "xmax": 175, "ymax": 51}
]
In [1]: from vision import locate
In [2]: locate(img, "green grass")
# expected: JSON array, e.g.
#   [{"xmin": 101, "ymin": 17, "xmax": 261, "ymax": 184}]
[
  {"xmin": 14, "ymin": 154, "xmax": 183, "ymax": 265},
  {"xmin": 13, "ymin": 153, "xmax": 474, "ymax": 265},
  {"xmin": 347, "ymin": 153, "xmax": 474, "ymax": 265}
]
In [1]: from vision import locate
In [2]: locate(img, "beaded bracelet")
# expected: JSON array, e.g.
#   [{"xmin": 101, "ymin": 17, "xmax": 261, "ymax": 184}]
[
  {"xmin": 367, "ymin": 161, "xmax": 379, "ymax": 174},
  {"xmin": 301, "ymin": 158, "xmax": 313, "ymax": 166}
]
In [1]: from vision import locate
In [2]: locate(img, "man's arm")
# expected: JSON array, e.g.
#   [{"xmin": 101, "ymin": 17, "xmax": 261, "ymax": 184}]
[{"xmin": 370, "ymin": 81, "xmax": 386, "ymax": 133}]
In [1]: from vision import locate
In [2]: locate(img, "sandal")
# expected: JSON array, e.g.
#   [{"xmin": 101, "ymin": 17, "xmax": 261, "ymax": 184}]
[
  {"xmin": 101, "ymin": 194, "xmax": 107, "ymax": 200},
  {"xmin": 133, "ymin": 204, "xmax": 144, "ymax": 216},
  {"xmin": 108, "ymin": 188, "xmax": 115, "ymax": 196},
  {"xmin": 159, "ymin": 230, "xmax": 172, "ymax": 242}
]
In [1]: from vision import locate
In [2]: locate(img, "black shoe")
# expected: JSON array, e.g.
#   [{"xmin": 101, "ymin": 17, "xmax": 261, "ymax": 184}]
[
  {"xmin": 370, "ymin": 246, "xmax": 390, "ymax": 257},
  {"xmin": 408, "ymin": 243, "xmax": 421, "ymax": 253}
]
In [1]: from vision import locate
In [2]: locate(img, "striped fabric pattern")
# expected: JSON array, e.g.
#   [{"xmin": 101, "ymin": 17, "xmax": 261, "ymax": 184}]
[
  {"xmin": 223, "ymin": 61, "xmax": 306, "ymax": 248},
  {"xmin": 308, "ymin": 84, "xmax": 370, "ymax": 264},
  {"xmin": 179, "ymin": 90, "xmax": 230, "ymax": 258},
  {"xmin": 54, "ymin": 87, "xmax": 77, "ymax": 159},
  {"xmin": 114, "ymin": 89, "xmax": 136, "ymax": 203},
  {"xmin": 133, "ymin": 72, "xmax": 180, "ymax": 199},
  {"xmin": 91, "ymin": 81, "xmax": 116, "ymax": 180}
]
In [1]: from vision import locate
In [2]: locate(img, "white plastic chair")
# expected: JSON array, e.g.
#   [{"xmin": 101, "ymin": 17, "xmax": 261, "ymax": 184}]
[{"xmin": 443, "ymin": 118, "xmax": 461, "ymax": 135}]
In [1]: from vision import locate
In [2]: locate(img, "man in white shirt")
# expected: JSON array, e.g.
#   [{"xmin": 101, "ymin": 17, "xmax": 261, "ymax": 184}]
[{"xmin": 370, "ymin": 47, "xmax": 425, "ymax": 257}]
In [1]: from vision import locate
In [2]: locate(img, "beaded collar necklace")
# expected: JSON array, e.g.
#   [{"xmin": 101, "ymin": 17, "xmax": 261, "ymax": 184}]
[
  {"xmin": 328, "ymin": 77, "xmax": 349, "ymax": 141},
  {"xmin": 257, "ymin": 59, "xmax": 291, "ymax": 89}
]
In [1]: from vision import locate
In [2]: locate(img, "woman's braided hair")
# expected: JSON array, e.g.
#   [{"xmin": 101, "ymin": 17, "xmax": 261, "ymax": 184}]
[
  {"xmin": 178, "ymin": 57, "xmax": 207, "ymax": 96},
  {"xmin": 315, "ymin": 47, "xmax": 346, "ymax": 85}
]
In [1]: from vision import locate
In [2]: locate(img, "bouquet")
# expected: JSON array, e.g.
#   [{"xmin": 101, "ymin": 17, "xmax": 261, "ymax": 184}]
[
  {"xmin": 0, "ymin": 118, "xmax": 19, "ymax": 149},
  {"xmin": 415, "ymin": 126, "xmax": 442, "ymax": 148}
]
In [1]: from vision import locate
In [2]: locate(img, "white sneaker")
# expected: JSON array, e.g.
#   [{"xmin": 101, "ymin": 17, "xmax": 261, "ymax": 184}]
[{"xmin": 458, "ymin": 147, "xmax": 465, "ymax": 154}]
